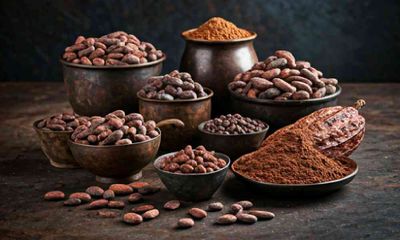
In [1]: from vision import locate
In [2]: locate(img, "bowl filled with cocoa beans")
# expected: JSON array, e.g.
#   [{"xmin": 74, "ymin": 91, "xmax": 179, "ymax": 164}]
[
  {"xmin": 154, "ymin": 145, "xmax": 230, "ymax": 202},
  {"xmin": 137, "ymin": 70, "xmax": 213, "ymax": 151},
  {"xmin": 61, "ymin": 31, "xmax": 166, "ymax": 116},
  {"xmin": 67, "ymin": 110, "xmax": 184, "ymax": 183},
  {"xmin": 198, "ymin": 114, "xmax": 269, "ymax": 160},
  {"xmin": 228, "ymin": 50, "xmax": 341, "ymax": 128}
]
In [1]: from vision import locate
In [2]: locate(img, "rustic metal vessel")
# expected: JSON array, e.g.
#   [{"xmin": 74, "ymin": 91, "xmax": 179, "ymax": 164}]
[
  {"xmin": 229, "ymin": 86, "xmax": 342, "ymax": 128},
  {"xmin": 138, "ymin": 88, "xmax": 213, "ymax": 151},
  {"xmin": 180, "ymin": 30, "xmax": 258, "ymax": 114},
  {"xmin": 61, "ymin": 56, "xmax": 165, "ymax": 116},
  {"xmin": 154, "ymin": 152, "xmax": 230, "ymax": 202},
  {"xmin": 33, "ymin": 119, "xmax": 80, "ymax": 169},
  {"xmin": 198, "ymin": 121, "xmax": 269, "ymax": 160}
]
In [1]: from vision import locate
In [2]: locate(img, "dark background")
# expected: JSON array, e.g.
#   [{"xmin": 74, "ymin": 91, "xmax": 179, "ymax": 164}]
[{"xmin": 0, "ymin": 0, "xmax": 399, "ymax": 82}]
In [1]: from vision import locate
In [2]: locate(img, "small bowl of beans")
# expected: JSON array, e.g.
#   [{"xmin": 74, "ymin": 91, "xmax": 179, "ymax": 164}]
[
  {"xmin": 153, "ymin": 145, "xmax": 230, "ymax": 202},
  {"xmin": 198, "ymin": 114, "xmax": 269, "ymax": 160}
]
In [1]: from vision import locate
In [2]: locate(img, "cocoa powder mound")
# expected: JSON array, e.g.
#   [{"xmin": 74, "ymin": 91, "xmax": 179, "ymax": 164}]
[
  {"xmin": 183, "ymin": 17, "xmax": 252, "ymax": 41},
  {"xmin": 234, "ymin": 129, "xmax": 355, "ymax": 184}
]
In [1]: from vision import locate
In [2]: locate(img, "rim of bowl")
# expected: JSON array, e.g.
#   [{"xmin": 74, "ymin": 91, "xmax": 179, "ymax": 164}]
[
  {"xmin": 67, "ymin": 128, "xmax": 161, "ymax": 148},
  {"xmin": 231, "ymin": 157, "xmax": 358, "ymax": 187},
  {"xmin": 154, "ymin": 151, "xmax": 231, "ymax": 176},
  {"xmin": 181, "ymin": 29, "xmax": 257, "ymax": 43},
  {"xmin": 197, "ymin": 120, "xmax": 269, "ymax": 137},
  {"xmin": 60, "ymin": 54, "xmax": 166, "ymax": 69},
  {"xmin": 137, "ymin": 88, "xmax": 214, "ymax": 103},
  {"xmin": 33, "ymin": 119, "xmax": 73, "ymax": 134},
  {"xmin": 229, "ymin": 85, "xmax": 342, "ymax": 105}
]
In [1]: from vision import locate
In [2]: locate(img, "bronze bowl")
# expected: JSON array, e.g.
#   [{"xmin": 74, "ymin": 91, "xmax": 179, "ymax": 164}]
[
  {"xmin": 180, "ymin": 30, "xmax": 258, "ymax": 114},
  {"xmin": 61, "ymin": 55, "xmax": 166, "ymax": 116},
  {"xmin": 154, "ymin": 152, "xmax": 230, "ymax": 202},
  {"xmin": 138, "ymin": 88, "xmax": 213, "ymax": 151},
  {"xmin": 33, "ymin": 119, "xmax": 80, "ymax": 169},
  {"xmin": 197, "ymin": 121, "xmax": 269, "ymax": 161},
  {"xmin": 229, "ymin": 86, "xmax": 342, "ymax": 129}
]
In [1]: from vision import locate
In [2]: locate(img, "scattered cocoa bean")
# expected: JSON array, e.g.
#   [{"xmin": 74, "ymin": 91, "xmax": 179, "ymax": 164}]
[
  {"xmin": 231, "ymin": 203, "xmax": 243, "ymax": 214},
  {"xmin": 44, "ymin": 191, "xmax": 65, "ymax": 201},
  {"xmin": 123, "ymin": 213, "xmax": 143, "ymax": 225},
  {"xmin": 248, "ymin": 210, "xmax": 275, "ymax": 220},
  {"xmin": 236, "ymin": 200, "xmax": 253, "ymax": 210},
  {"xmin": 103, "ymin": 190, "xmax": 115, "ymax": 200},
  {"xmin": 85, "ymin": 186, "xmax": 104, "ymax": 198},
  {"xmin": 63, "ymin": 198, "xmax": 81, "ymax": 206},
  {"xmin": 177, "ymin": 218, "xmax": 194, "ymax": 228},
  {"xmin": 188, "ymin": 208, "xmax": 207, "ymax": 219},
  {"xmin": 132, "ymin": 204, "xmax": 155, "ymax": 213},
  {"xmin": 164, "ymin": 200, "xmax": 181, "ymax": 210},
  {"xmin": 108, "ymin": 200, "xmax": 125, "ymax": 209},
  {"xmin": 207, "ymin": 202, "xmax": 224, "ymax": 211},
  {"xmin": 87, "ymin": 199, "xmax": 109, "ymax": 210},
  {"xmin": 236, "ymin": 213, "xmax": 257, "ymax": 224},
  {"xmin": 128, "ymin": 193, "xmax": 143, "ymax": 203},
  {"xmin": 109, "ymin": 184, "xmax": 133, "ymax": 195},
  {"xmin": 69, "ymin": 192, "xmax": 91, "ymax": 202},
  {"xmin": 142, "ymin": 209, "xmax": 159, "ymax": 220},
  {"xmin": 216, "ymin": 214, "xmax": 237, "ymax": 225},
  {"xmin": 137, "ymin": 185, "xmax": 160, "ymax": 195}
]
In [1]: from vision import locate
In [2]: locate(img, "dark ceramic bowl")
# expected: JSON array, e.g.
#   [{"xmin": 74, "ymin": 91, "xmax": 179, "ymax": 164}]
[
  {"xmin": 180, "ymin": 30, "xmax": 258, "ymax": 114},
  {"xmin": 154, "ymin": 152, "xmax": 230, "ymax": 202},
  {"xmin": 138, "ymin": 88, "xmax": 213, "ymax": 151},
  {"xmin": 231, "ymin": 157, "xmax": 358, "ymax": 196},
  {"xmin": 33, "ymin": 119, "xmax": 80, "ymax": 169},
  {"xmin": 61, "ymin": 55, "xmax": 166, "ymax": 116},
  {"xmin": 197, "ymin": 121, "xmax": 269, "ymax": 160},
  {"xmin": 229, "ymin": 86, "xmax": 341, "ymax": 128},
  {"xmin": 68, "ymin": 128, "xmax": 161, "ymax": 183}
]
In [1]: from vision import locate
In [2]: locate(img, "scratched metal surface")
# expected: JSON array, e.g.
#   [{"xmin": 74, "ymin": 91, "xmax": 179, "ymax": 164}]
[
  {"xmin": 0, "ymin": 83, "xmax": 399, "ymax": 239},
  {"xmin": 0, "ymin": 0, "xmax": 399, "ymax": 82}
]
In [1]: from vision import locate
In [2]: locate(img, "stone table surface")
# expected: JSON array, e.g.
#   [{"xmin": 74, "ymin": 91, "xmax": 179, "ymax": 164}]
[{"xmin": 0, "ymin": 83, "xmax": 399, "ymax": 240}]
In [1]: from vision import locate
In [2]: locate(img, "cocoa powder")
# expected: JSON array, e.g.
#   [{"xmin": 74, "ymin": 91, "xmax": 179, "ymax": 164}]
[{"xmin": 183, "ymin": 17, "xmax": 252, "ymax": 41}]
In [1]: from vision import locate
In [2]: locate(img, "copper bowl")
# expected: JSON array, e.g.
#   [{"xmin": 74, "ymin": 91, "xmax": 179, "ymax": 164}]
[
  {"xmin": 33, "ymin": 119, "xmax": 80, "ymax": 169},
  {"xmin": 180, "ymin": 30, "xmax": 258, "ymax": 114},
  {"xmin": 138, "ymin": 88, "xmax": 213, "ymax": 151},
  {"xmin": 61, "ymin": 55, "xmax": 166, "ymax": 116},
  {"xmin": 229, "ymin": 86, "xmax": 342, "ymax": 128}
]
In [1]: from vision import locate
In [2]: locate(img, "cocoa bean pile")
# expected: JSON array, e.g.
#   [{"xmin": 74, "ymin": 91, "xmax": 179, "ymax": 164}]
[
  {"xmin": 36, "ymin": 112, "xmax": 85, "ymax": 131},
  {"xmin": 138, "ymin": 70, "xmax": 208, "ymax": 100},
  {"xmin": 229, "ymin": 50, "xmax": 339, "ymax": 100},
  {"xmin": 159, "ymin": 145, "xmax": 227, "ymax": 173},
  {"xmin": 71, "ymin": 110, "xmax": 159, "ymax": 145},
  {"xmin": 62, "ymin": 31, "xmax": 164, "ymax": 66},
  {"xmin": 203, "ymin": 113, "xmax": 267, "ymax": 135}
]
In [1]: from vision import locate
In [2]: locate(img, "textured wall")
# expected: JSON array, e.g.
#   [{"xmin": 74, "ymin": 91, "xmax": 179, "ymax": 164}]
[{"xmin": 0, "ymin": 0, "xmax": 399, "ymax": 82}]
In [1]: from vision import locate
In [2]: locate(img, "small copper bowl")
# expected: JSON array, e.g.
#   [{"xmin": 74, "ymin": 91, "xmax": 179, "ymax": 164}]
[
  {"xmin": 198, "ymin": 121, "xmax": 269, "ymax": 160},
  {"xmin": 138, "ymin": 88, "xmax": 213, "ymax": 151},
  {"xmin": 33, "ymin": 119, "xmax": 80, "ymax": 169}
]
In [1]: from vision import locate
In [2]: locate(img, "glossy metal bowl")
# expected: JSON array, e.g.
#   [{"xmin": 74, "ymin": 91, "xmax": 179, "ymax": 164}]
[
  {"xmin": 229, "ymin": 86, "xmax": 341, "ymax": 128},
  {"xmin": 154, "ymin": 152, "xmax": 230, "ymax": 202},
  {"xmin": 197, "ymin": 121, "xmax": 269, "ymax": 160},
  {"xmin": 231, "ymin": 157, "xmax": 358, "ymax": 196},
  {"xmin": 138, "ymin": 88, "xmax": 213, "ymax": 151},
  {"xmin": 61, "ymin": 55, "xmax": 165, "ymax": 116},
  {"xmin": 180, "ymin": 30, "xmax": 258, "ymax": 114},
  {"xmin": 33, "ymin": 119, "xmax": 80, "ymax": 169},
  {"xmin": 68, "ymin": 128, "xmax": 161, "ymax": 183}
]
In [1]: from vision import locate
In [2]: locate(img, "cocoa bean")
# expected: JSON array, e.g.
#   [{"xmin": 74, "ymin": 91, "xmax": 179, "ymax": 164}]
[
  {"xmin": 291, "ymin": 81, "xmax": 313, "ymax": 93},
  {"xmin": 312, "ymin": 87, "xmax": 327, "ymax": 98},
  {"xmin": 272, "ymin": 78, "xmax": 296, "ymax": 93},
  {"xmin": 142, "ymin": 209, "xmax": 159, "ymax": 220},
  {"xmin": 63, "ymin": 52, "xmax": 77, "ymax": 61},
  {"xmin": 250, "ymin": 77, "xmax": 273, "ymax": 90},
  {"xmin": 207, "ymin": 202, "xmax": 224, "ymax": 211},
  {"xmin": 86, "ymin": 186, "xmax": 104, "ymax": 198},
  {"xmin": 75, "ymin": 36, "xmax": 85, "ymax": 44},
  {"xmin": 301, "ymin": 68, "xmax": 325, "ymax": 88},
  {"xmin": 261, "ymin": 68, "xmax": 281, "ymax": 79},
  {"xmin": 231, "ymin": 203, "xmax": 243, "ymax": 214},
  {"xmin": 321, "ymin": 78, "xmax": 338, "ymax": 85},
  {"xmin": 115, "ymin": 139, "xmax": 132, "ymax": 145},
  {"xmin": 137, "ymin": 185, "xmax": 160, "ymax": 195},
  {"xmin": 295, "ymin": 60, "xmax": 311, "ymax": 69},
  {"xmin": 179, "ymin": 90, "xmax": 197, "ymax": 99},
  {"xmin": 164, "ymin": 200, "xmax": 181, "ymax": 210},
  {"xmin": 259, "ymin": 87, "xmax": 281, "ymax": 99},
  {"xmin": 128, "ymin": 193, "xmax": 143, "ymax": 203},
  {"xmin": 123, "ymin": 213, "xmax": 143, "ymax": 225},
  {"xmin": 325, "ymin": 84, "xmax": 337, "ymax": 94},
  {"xmin": 266, "ymin": 58, "xmax": 287, "ymax": 70},
  {"xmin": 101, "ymin": 130, "xmax": 123, "ymax": 145},
  {"xmin": 63, "ymin": 198, "xmax": 81, "ymax": 206},
  {"xmin": 134, "ymin": 134, "xmax": 147, "ymax": 142},
  {"xmin": 228, "ymin": 81, "xmax": 247, "ymax": 90},
  {"xmin": 188, "ymin": 208, "xmax": 207, "ymax": 219},
  {"xmin": 292, "ymin": 90, "xmax": 310, "ymax": 100},
  {"xmin": 89, "ymin": 48, "xmax": 105, "ymax": 59},
  {"xmin": 237, "ymin": 213, "xmax": 257, "ymax": 224},
  {"xmin": 87, "ymin": 199, "xmax": 109, "ymax": 210},
  {"xmin": 128, "ymin": 181, "xmax": 149, "ymax": 190},
  {"xmin": 177, "ymin": 218, "xmax": 194, "ymax": 228},
  {"xmin": 78, "ymin": 46, "xmax": 95, "ymax": 57},
  {"xmin": 65, "ymin": 43, "xmax": 86, "ymax": 52},
  {"xmin": 80, "ymin": 57, "xmax": 92, "ymax": 65},
  {"xmin": 248, "ymin": 210, "xmax": 275, "ymax": 220},
  {"xmin": 44, "ymin": 191, "xmax": 65, "ymax": 201},
  {"xmin": 92, "ymin": 58, "xmax": 105, "ymax": 66},
  {"xmin": 132, "ymin": 204, "xmax": 155, "ymax": 213},
  {"xmin": 106, "ymin": 59, "xmax": 127, "ymax": 65},
  {"xmin": 286, "ymin": 76, "xmax": 313, "ymax": 85},
  {"xmin": 69, "ymin": 192, "xmax": 91, "ymax": 202},
  {"xmin": 108, "ymin": 200, "xmax": 125, "ymax": 209},
  {"xmin": 103, "ymin": 190, "xmax": 115, "ymax": 200},
  {"xmin": 275, "ymin": 50, "xmax": 296, "ymax": 67},
  {"xmin": 236, "ymin": 200, "xmax": 253, "ymax": 209},
  {"xmin": 109, "ymin": 184, "xmax": 133, "ymax": 195},
  {"xmin": 216, "ymin": 214, "xmax": 237, "ymax": 225}
]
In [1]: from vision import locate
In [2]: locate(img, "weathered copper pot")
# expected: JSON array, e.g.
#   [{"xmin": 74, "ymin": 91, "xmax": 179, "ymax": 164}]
[
  {"xmin": 61, "ymin": 56, "xmax": 165, "ymax": 116},
  {"xmin": 33, "ymin": 119, "xmax": 80, "ymax": 169},
  {"xmin": 138, "ymin": 88, "xmax": 213, "ymax": 151},
  {"xmin": 180, "ymin": 30, "xmax": 258, "ymax": 114}
]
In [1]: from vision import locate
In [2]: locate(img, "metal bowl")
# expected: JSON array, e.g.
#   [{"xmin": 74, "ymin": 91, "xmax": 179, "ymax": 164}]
[
  {"xmin": 61, "ymin": 55, "xmax": 166, "ymax": 116},
  {"xmin": 68, "ymin": 128, "xmax": 161, "ymax": 183},
  {"xmin": 154, "ymin": 152, "xmax": 230, "ymax": 202},
  {"xmin": 197, "ymin": 121, "xmax": 269, "ymax": 160},
  {"xmin": 180, "ymin": 30, "xmax": 258, "ymax": 114},
  {"xmin": 229, "ymin": 86, "xmax": 342, "ymax": 128},
  {"xmin": 231, "ymin": 157, "xmax": 358, "ymax": 196},
  {"xmin": 138, "ymin": 88, "xmax": 213, "ymax": 151},
  {"xmin": 33, "ymin": 119, "xmax": 80, "ymax": 169}
]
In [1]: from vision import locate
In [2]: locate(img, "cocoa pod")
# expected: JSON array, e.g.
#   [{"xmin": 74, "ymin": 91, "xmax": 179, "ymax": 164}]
[
  {"xmin": 275, "ymin": 50, "xmax": 296, "ymax": 68},
  {"xmin": 272, "ymin": 78, "xmax": 296, "ymax": 93}
]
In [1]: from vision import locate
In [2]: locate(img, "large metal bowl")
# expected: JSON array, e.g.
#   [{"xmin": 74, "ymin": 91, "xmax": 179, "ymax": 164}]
[
  {"xmin": 61, "ymin": 55, "xmax": 165, "ymax": 116},
  {"xmin": 229, "ymin": 86, "xmax": 341, "ymax": 128},
  {"xmin": 33, "ymin": 119, "xmax": 80, "ymax": 169},
  {"xmin": 68, "ymin": 128, "xmax": 161, "ymax": 183},
  {"xmin": 154, "ymin": 152, "xmax": 230, "ymax": 202},
  {"xmin": 197, "ymin": 121, "xmax": 269, "ymax": 160},
  {"xmin": 138, "ymin": 88, "xmax": 213, "ymax": 151}
]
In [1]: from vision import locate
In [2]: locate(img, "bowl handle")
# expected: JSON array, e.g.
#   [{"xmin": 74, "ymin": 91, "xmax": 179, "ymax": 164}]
[{"xmin": 156, "ymin": 119, "xmax": 185, "ymax": 128}]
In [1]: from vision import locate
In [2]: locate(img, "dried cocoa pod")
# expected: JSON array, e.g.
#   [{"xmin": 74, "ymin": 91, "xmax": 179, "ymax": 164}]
[
  {"xmin": 259, "ymin": 87, "xmax": 281, "ymax": 99},
  {"xmin": 250, "ymin": 77, "xmax": 273, "ymax": 91},
  {"xmin": 291, "ymin": 81, "xmax": 312, "ymax": 93},
  {"xmin": 275, "ymin": 50, "xmax": 296, "ymax": 68},
  {"xmin": 266, "ymin": 58, "xmax": 287, "ymax": 70},
  {"xmin": 272, "ymin": 78, "xmax": 296, "ymax": 93},
  {"xmin": 321, "ymin": 128, "xmax": 365, "ymax": 157},
  {"xmin": 261, "ymin": 68, "xmax": 281, "ymax": 79}
]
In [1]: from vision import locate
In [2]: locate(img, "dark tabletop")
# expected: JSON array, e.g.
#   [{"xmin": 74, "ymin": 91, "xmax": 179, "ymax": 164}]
[{"xmin": 0, "ymin": 83, "xmax": 399, "ymax": 240}]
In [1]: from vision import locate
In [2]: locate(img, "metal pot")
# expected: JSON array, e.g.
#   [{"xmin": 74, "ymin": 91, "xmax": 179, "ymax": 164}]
[
  {"xmin": 33, "ymin": 119, "xmax": 80, "ymax": 169},
  {"xmin": 138, "ymin": 88, "xmax": 213, "ymax": 151},
  {"xmin": 61, "ymin": 56, "xmax": 165, "ymax": 116},
  {"xmin": 180, "ymin": 31, "xmax": 258, "ymax": 114}
]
